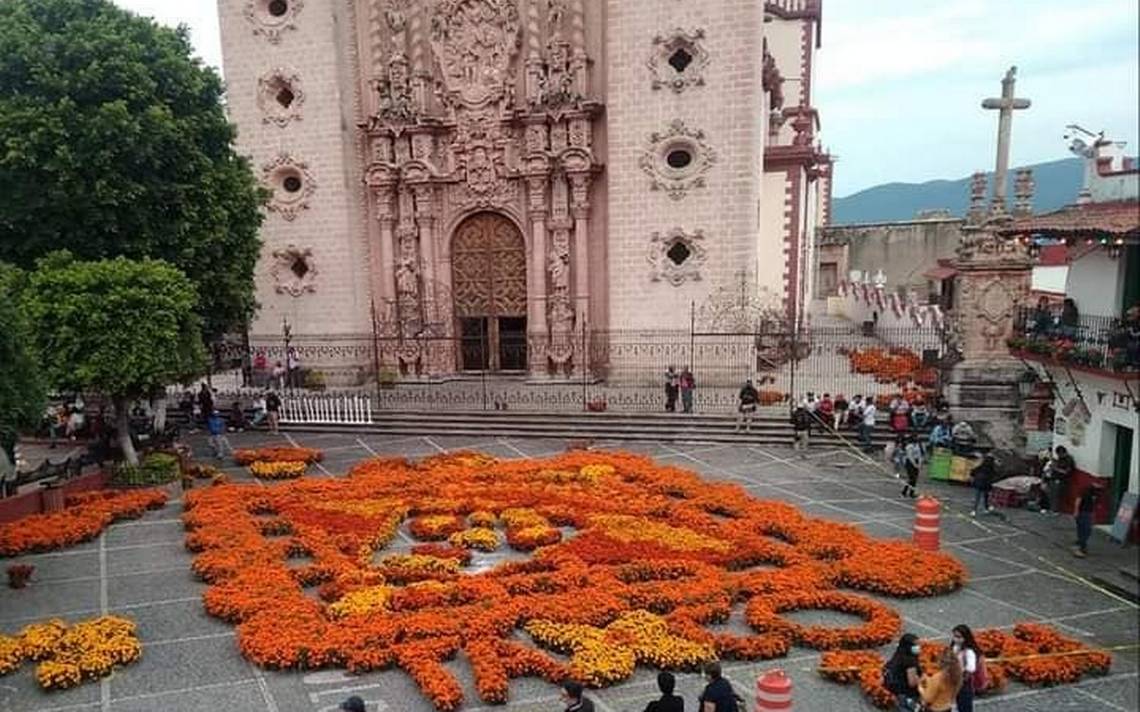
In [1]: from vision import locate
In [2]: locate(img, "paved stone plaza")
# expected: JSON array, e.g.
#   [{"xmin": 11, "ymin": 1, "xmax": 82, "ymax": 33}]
[{"xmin": 1, "ymin": 431, "xmax": 1136, "ymax": 712}]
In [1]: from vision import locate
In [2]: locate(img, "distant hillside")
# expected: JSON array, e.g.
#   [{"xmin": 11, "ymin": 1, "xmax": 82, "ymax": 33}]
[{"xmin": 832, "ymin": 158, "xmax": 1084, "ymax": 225}]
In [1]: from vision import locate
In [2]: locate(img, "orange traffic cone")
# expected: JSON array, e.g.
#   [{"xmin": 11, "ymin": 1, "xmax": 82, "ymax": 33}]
[
  {"xmin": 913, "ymin": 496, "xmax": 941, "ymax": 551},
  {"xmin": 755, "ymin": 668, "xmax": 792, "ymax": 711}
]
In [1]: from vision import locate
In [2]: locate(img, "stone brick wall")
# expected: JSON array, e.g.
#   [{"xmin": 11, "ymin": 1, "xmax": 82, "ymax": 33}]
[
  {"xmin": 604, "ymin": 0, "xmax": 766, "ymax": 329},
  {"xmin": 218, "ymin": 0, "xmax": 372, "ymax": 344}
]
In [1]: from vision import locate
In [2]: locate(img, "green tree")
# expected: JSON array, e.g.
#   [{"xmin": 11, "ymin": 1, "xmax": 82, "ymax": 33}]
[
  {"xmin": 0, "ymin": 263, "xmax": 45, "ymax": 457},
  {"xmin": 0, "ymin": 0, "xmax": 264, "ymax": 340},
  {"xmin": 22, "ymin": 254, "xmax": 204, "ymax": 465}
]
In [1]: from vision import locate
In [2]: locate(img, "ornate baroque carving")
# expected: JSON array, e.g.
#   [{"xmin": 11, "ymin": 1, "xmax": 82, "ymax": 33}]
[
  {"xmin": 647, "ymin": 228, "xmax": 708, "ymax": 286},
  {"xmin": 639, "ymin": 120, "xmax": 717, "ymax": 200},
  {"xmin": 243, "ymin": 0, "xmax": 304, "ymax": 44},
  {"xmin": 270, "ymin": 245, "xmax": 317, "ymax": 296},
  {"xmin": 262, "ymin": 152, "xmax": 317, "ymax": 221},
  {"xmin": 547, "ymin": 223, "xmax": 574, "ymax": 364},
  {"xmin": 648, "ymin": 28, "xmax": 710, "ymax": 94},
  {"xmin": 256, "ymin": 68, "xmax": 305, "ymax": 127},
  {"xmin": 430, "ymin": 0, "xmax": 521, "ymax": 107}
]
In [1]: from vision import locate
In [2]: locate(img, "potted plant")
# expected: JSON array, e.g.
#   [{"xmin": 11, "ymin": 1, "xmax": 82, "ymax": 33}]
[{"xmin": 7, "ymin": 564, "xmax": 34, "ymax": 589}]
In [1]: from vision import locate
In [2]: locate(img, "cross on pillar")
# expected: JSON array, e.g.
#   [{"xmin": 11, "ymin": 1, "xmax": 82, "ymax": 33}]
[{"xmin": 981, "ymin": 66, "xmax": 1031, "ymax": 216}]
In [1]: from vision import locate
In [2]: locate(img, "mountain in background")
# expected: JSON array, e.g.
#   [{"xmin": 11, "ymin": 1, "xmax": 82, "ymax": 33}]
[{"xmin": 831, "ymin": 157, "xmax": 1084, "ymax": 225}]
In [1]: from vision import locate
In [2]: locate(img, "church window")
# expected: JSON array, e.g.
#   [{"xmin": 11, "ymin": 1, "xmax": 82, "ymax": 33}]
[
  {"xmin": 271, "ymin": 245, "xmax": 318, "ymax": 296},
  {"xmin": 257, "ymin": 69, "xmax": 305, "ymax": 127},
  {"xmin": 649, "ymin": 29, "xmax": 710, "ymax": 93},
  {"xmin": 244, "ymin": 0, "xmax": 302, "ymax": 44},
  {"xmin": 268, "ymin": 0, "xmax": 289, "ymax": 18},
  {"xmin": 289, "ymin": 254, "xmax": 310, "ymax": 279},
  {"xmin": 283, "ymin": 175, "xmax": 303, "ymax": 193},
  {"xmin": 668, "ymin": 48, "xmax": 693, "ymax": 73},
  {"xmin": 666, "ymin": 148, "xmax": 693, "ymax": 170},
  {"xmin": 262, "ymin": 152, "xmax": 317, "ymax": 221},
  {"xmin": 666, "ymin": 241, "xmax": 691, "ymax": 266}
]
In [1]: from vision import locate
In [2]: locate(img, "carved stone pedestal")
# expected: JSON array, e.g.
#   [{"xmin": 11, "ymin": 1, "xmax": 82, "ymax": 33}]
[{"xmin": 946, "ymin": 359, "xmax": 1026, "ymax": 449}]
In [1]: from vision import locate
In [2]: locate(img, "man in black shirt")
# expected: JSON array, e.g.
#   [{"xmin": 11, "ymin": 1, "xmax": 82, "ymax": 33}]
[
  {"xmin": 1072, "ymin": 480, "xmax": 1105, "ymax": 558},
  {"xmin": 698, "ymin": 662, "xmax": 738, "ymax": 712},
  {"xmin": 1047, "ymin": 446, "xmax": 1076, "ymax": 514},
  {"xmin": 644, "ymin": 671, "xmax": 684, "ymax": 712}
]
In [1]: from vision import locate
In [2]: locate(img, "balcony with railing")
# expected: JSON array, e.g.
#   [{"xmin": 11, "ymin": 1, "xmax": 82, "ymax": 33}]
[{"xmin": 1009, "ymin": 305, "xmax": 1140, "ymax": 378}]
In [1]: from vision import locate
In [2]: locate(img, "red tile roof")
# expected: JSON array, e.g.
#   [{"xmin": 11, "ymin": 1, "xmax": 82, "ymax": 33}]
[{"xmin": 998, "ymin": 200, "xmax": 1139, "ymax": 239}]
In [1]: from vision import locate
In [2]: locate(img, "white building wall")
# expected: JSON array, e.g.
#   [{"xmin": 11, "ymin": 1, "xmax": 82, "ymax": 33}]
[
  {"xmin": 605, "ymin": 0, "xmax": 766, "ymax": 329},
  {"xmin": 1049, "ymin": 371, "xmax": 1139, "ymax": 496},
  {"xmin": 1031, "ymin": 265, "xmax": 1068, "ymax": 295},
  {"xmin": 1065, "ymin": 251, "xmax": 1126, "ymax": 318}
]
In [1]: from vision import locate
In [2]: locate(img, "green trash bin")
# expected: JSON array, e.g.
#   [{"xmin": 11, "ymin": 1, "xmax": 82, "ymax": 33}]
[{"xmin": 928, "ymin": 447, "xmax": 951, "ymax": 481}]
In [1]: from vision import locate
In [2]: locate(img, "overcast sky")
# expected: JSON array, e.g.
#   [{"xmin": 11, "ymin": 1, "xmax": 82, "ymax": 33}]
[{"xmin": 113, "ymin": 0, "xmax": 1139, "ymax": 197}]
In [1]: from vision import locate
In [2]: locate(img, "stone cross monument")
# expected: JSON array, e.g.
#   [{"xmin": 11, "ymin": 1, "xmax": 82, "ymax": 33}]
[
  {"xmin": 947, "ymin": 68, "xmax": 1035, "ymax": 449},
  {"xmin": 981, "ymin": 66, "xmax": 1031, "ymax": 215}
]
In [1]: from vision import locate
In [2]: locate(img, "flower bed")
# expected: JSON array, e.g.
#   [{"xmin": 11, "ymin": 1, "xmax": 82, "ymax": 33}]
[
  {"xmin": 818, "ymin": 623, "xmax": 1112, "ymax": 708},
  {"xmin": 248, "ymin": 461, "xmax": 308, "ymax": 480},
  {"xmin": 0, "ymin": 489, "xmax": 167, "ymax": 556},
  {"xmin": 0, "ymin": 615, "xmax": 141, "ymax": 689},
  {"xmin": 173, "ymin": 449, "xmax": 1102, "ymax": 710},
  {"xmin": 233, "ymin": 447, "xmax": 323, "ymax": 466}
]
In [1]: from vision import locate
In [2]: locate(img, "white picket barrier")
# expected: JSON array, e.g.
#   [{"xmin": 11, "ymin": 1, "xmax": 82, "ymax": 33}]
[{"xmin": 280, "ymin": 394, "xmax": 374, "ymax": 425}]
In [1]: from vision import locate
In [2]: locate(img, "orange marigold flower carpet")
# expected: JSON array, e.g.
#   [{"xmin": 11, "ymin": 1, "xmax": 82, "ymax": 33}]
[{"xmin": 179, "ymin": 450, "xmax": 1108, "ymax": 710}]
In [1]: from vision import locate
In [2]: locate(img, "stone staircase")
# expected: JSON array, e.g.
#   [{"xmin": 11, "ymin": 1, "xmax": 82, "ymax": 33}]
[{"xmin": 285, "ymin": 409, "xmax": 898, "ymax": 447}]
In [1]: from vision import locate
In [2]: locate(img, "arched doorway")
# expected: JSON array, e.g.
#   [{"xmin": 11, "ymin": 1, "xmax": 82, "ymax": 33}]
[{"xmin": 451, "ymin": 212, "xmax": 528, "ymax": 371}]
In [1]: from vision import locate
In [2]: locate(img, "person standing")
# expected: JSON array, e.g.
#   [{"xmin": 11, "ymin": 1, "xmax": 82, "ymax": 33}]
[
  {"xmin": 1072, "ymin": 480, "xmax": 1105, "ymax": 558},
  {"xmin": 679, "ymin": 367, "xmax": 696, "ymax": 414},
  {"xmin": 265, "ymin": 390, "xmax": 282, "ymax": 434},
  {"xmin": 197, "ymin": 384, "xmax": 214, "ymax": 427},
  {"xmin": 272, "ymin": 360, "xmax": 286, "ymax": 391},
  {"xmin": 698, "ymin": 662, "xmax": 739, "ymax": 712},
  {"xmin": 969, "ymin": 454, "xmax": 997, "ymax": 516},
  {"xmin": 287, "ymin": 346, "xmax": 302, "ymax": 388},
  {"xmin": 792, "ymin": 403, "xmax": 811, "ymax": 453},
  {"xmin": 902, "ymin": 436, "xmax": 922, "ymax": 499},
  {"xmin": 833, "ymin": 393, "xmax": 848, "ymax": 430},
  {"xmin": 951, "ymin": 624, "xmax": 985, "ymax": 712},
  {"xmin": 918, "ymin": 649, "xmax": 963, "ymax": 712},
  {"xmin": 664, "ymin": 366, "xmax": 679, "ymax": 413},
  {"xmin": 206, "ymin": 410, "xmax": 232, "ymax": 460},
  {"xmin": 1046, "ymin": 445, "xmax": 1075, "ymax": 515},
  {"xmin": 736, "ymin": 379, "xmax": 759, "ymax": 433},
  {"xmin": 818, "ymin": 393, "xmax": 835, "ymax": 431},
  {"xmin": 882, "ymin": 633, "xmax": 922, "ymax": 712},
  {"xmin": 250, "ymin": 394, "xmax": 268, "ymax": 428},
  {"xmin": 643, "ymin": 671, "xmax": 684, "ymax": 712},
  {"xmin": 860, "ymin": 399, "xmax": 878, "ymax": 450},
  {"xmin": 560, "ymin": 680, "xmax": 596, "ymax": 712}
]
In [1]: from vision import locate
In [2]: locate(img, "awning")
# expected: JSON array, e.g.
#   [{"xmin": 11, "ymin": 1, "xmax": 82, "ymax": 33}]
[{"xmin": 922, "ymin": 266, "xmax": 958, "ymax": 281}]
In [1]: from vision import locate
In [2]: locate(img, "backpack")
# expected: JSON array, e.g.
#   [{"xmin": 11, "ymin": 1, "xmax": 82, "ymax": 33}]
[{"xmin": 972, "ymin": 653, "xmax": 990, "ymax": 691}]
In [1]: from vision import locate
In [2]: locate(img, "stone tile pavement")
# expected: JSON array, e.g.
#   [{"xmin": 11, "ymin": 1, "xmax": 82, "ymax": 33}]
[{"xmin": 1, "ymin": 431, "xmax": 1136, "ymax": 712}]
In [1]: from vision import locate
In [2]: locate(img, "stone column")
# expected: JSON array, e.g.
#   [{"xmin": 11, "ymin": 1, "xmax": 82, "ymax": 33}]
[
  {"xmin": 375, "ymin": 187, "xmax": 397, "ymax": 307},
  {"xmin": 569, "ymin": 173, "xmax": 591, "ymax": 330},
  {"xmin": 527, "ymin": 176, "xmax": 549, "ymax": 373}
]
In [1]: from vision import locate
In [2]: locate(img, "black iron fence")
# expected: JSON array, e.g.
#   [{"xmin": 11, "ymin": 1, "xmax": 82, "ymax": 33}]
[
  {"xmin": 202, "ymin": 322, "xmax": 950, "ymax": 415},
  {"xmin": 1011, "ymin": 305, "xmax": 1140, "ymax": 373}
]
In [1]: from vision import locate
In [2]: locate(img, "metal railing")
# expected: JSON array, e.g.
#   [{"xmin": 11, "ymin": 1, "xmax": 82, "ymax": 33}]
[{"xmin": 1011, "ymin": 306, "xmax": 1140, "ymax": 373}]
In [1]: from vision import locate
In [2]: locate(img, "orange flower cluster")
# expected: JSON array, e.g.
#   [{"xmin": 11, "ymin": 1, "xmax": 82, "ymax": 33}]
[
  {"xmin": 249, "ymin": 461, "xmax": 308, "ymax": 480},
  {"xmin": 181, "ymin": 450, "xmax": 977, "ymax": 710},
  {"xmin": 1, "ymin": 615, "xmax": 141, "ymax": 689},
  {"xmin": 819, "ymin": 624, "xmax": 1112, "ymax": 709},
  {"xmin": 758, "ymin": 389, "xmax": 786, "ymax": 406},
  {"xmin": 0, "ymin": 489, "xmax": 167, "ymax": 556},
  {"xmin": 233, "ymin": 447, "xmax": 323, "ymax": 465},
  {"xmin": 848, "ymin": 347, "xmax": 937, "ymax": 391}
]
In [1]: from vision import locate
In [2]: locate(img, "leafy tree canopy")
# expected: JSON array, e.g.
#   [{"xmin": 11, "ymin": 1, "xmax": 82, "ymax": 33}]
[
  {"xmin": 22, "ymin": 253, "xmax": 205, "ymax": 463},
  {"xmin": 0, "ymin": 262, "xmax": 44, "ymax": 452},
  {"xmin": 0, "ymin": 0, "xmax": 264, "ymax": 339}
]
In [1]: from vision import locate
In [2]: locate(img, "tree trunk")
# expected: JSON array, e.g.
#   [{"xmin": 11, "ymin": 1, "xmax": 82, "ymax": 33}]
[
  {"xmin": 151, "ymin": 394, "xmax": 167, "ymax": 434},
  {"xmin": 114, "ymin": 397, "xmax": 139, "ymax": 466}
]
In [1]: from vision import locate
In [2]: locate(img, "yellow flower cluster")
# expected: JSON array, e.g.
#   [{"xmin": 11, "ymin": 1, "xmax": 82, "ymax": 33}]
[
  {"xmin": 377, "ymin": 554, "xmax": 461, "ymax": 576},
  {"xmin": 448, "ymin": 528, "xmax": 500, "ymax": 552},
  {"xmin": 468, "ymin": 510, "xmax": 498, "ymax": 528},
  {"xmin": 526, "ymin": 611, "xmax": 715, "ymax": 687},
  {"xmin": 589, "ymin": 515, "xmax": 732, "ymax": 553},
  {"xmin": 327, "ymin": 585, "xmax": 393, "ymax": 618},
  {"xmin": 578, "ymin": 464, "xmax": 616, "ymax": 483},
  {"xmin": 500, "ymin": 508, "xmax": 547, "ymax": 529},
  {"xmin": 1, "ymin": 616, "xmax": 141, "ymax": 690},
  {"xmin": 249, "ymin": 461, "xmax": 308, "ymax": 480}
]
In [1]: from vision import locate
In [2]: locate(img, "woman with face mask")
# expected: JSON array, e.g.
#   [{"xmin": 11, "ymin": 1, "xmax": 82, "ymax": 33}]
[
  {"xmin": 919, "ymin": 648, "xmax": 963, "ymax": 712},
  {"xmin": 882, "ymin": 633, "xmax": 921, "ymax": 711},
  {"xmin": 952, "ymin": 624, "xmax": 983, "ymax": 712}
]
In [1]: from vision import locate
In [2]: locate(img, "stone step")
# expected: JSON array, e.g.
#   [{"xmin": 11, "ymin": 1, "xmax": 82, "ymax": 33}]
[{"xmin": 1090, "ymin": 570, "xmax": 1140, "ymax": 606}]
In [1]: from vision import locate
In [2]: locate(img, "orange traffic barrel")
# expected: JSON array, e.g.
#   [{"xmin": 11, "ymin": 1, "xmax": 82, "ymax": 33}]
[
  {"xmin": 756, "ymin": 668, "xmax": 793, "ymax": 711},
  {"xmin": 913, "ymin": 495, "xmax": 941, "ymax": 551}
]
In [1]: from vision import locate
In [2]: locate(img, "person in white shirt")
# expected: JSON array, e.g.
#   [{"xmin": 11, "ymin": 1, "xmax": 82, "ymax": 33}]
[
  {"xmin": 952, "ymin": 624, "xmax": 982, "ymax": 712},
  {"xmin": 860, "ymin": 400, "xmax": 877, "ymax": 450}
]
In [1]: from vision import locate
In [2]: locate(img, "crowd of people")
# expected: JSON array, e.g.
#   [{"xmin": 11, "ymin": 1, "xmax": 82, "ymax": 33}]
[
  {"xmin": 177, "ymin": 383, "xmax": 282, "ymax": 459},
  {"xmin": 883, "ymin": 625, "xmax": 988, "ymax": 712}
]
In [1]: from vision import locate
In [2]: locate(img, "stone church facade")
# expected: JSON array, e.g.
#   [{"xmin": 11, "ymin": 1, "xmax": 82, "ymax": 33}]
[{"xmin": 219, "ymin": 0, "xmax": 831, "ymax": 380}]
